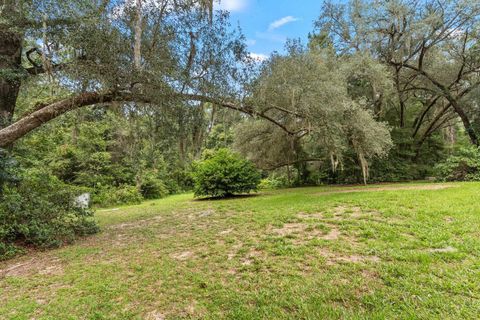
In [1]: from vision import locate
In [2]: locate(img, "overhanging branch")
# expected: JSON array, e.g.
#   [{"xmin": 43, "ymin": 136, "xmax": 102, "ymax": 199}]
[{"xmin": 0, "ymin": 91, "xmax": 301, "ymax": 148}]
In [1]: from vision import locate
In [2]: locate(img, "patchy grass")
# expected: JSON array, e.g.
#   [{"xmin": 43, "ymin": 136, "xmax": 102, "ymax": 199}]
[{"xmin": 1, "ymin": 182, "xmax": 480, "ymax": 319}]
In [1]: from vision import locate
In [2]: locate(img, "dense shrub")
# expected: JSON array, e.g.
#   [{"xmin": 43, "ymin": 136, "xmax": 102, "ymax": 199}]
[
  {"xmin": 192, "ymin": 149, "xmax": 261, "ymax": 197},
  {"xmin": 140, "ymin": 171, "xmax": 169, "ymax": 199},
  {"xmin": 0, "ymin": 169, "xmax": 99, "ymax": 260},
  {"xmin": 435, "ymin": 147, "xmax": 480, "ymax": 181},
  {"xmin": 93, "ymin": 185, "xmax": 143, "ymax": 206},
  {"xmin": 0, "ymin": 148, "xmax": 18, "ymax": 190},
  {"xmin": 259, "ymin": 173, "xmax": 292, "ymax": 189},
  {"xmin": 166, "ymin": 167, "xmax": 195, "ymax": 193}
]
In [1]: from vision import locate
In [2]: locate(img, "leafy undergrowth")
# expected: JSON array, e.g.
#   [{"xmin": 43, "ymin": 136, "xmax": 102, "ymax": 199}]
[{"xmin": 1, "ymin": 182, "xmax": 480, "ymax": 319}]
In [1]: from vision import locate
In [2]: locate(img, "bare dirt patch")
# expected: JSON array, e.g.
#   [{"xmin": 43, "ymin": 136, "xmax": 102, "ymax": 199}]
[
  {"xmin": 198, "ymin": 209, "xmax": 215, "ymax": 218},
  {"xmin": 334, "ymin": 255, "xmax": 381, "ymax": 264},
  {"xmin": 318, "ymin": 248, "xmax": 381, "ymax": 265},
  {"xmin": 333, "ymin": 206, "xmax": 363, "ymax": 219},
  {"xmin": 171, "ymin": 251, "xmax": 195, "ymax": 261},
  {"xmin": 297, "ymin": 212, "xmax": 324, "ymax": 219},
  {"xmin": 146, "ymin": 311, "xmax": 166, "ymax": 320},
  {"xmin": 109, "ymin": 216, "xmax": 164, "ymax": 230},
  {"xmin": 427, "ymin": 246, "xmax": 457, "ymax": 253},
  {"xmin": 219, "ymin": 228, "xmax": 234, "ymax": 235},
  {"xmin": 361, "ymin": 269, "xmax": 381, "ymax": 281},
  {"xmin": 322, "ymin": 227, "xmax": 340, "ymax": 240},
  {"xmin": 0, "ymin": 256, "xmax": 64, "ymax": 278},
  {"xmin": 271, "ymin": 223, "xmax": 308, "ymax": 236},
  {"xmin": 329, "ymin": 206, "xmax": 386, "ymax": 223},
  {"xmin": 270, "ymin": 222, "xmax": 346, "ymax": 243},
  {"xmin": 241, "ymin": 248, "xmax": 263, "ymax": 266},
  {"xmin": 227, "ymin": 243, "xmax": 243, "ymax": 260},
  {"xmin": 315, "ymin": 184, "xmax": 452, "ymax": 196}
]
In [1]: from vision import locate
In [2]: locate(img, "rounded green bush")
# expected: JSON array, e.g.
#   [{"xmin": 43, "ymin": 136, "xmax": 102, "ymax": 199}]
[{"xmin": 192, "ymin": 149, "xmax": 261, "ymax": 198}]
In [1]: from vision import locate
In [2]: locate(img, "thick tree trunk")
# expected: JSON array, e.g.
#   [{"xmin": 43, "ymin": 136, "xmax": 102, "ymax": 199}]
[
  {"xmin": 450, "ymin": 100, "xmax": 479, "ymax": 146},
  {"xmin": 0, "ymin": 27, "xmax": 22, "ymax": 130},
  {"xmin": 414, "ymin": 103, "xmax": 451, "ymax": 159},
  {"xmin": 401, "ymin": 64, "xmax": 480, "ymax": 147},
  {"xmin": 0, "ymin": 92, "xmax": 115, "ymax": 147}
]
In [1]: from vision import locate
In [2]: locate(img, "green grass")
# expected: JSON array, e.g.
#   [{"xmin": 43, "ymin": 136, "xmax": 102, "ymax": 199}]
[{"xmin": 1, "ymin": 182, "xmax": 480, "ymax": 319}]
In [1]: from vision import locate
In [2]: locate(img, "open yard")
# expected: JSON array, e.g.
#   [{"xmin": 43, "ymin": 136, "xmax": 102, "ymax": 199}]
[{"xmin": 1, "ymin": 182, "xmax": 480, "ymax": 319}]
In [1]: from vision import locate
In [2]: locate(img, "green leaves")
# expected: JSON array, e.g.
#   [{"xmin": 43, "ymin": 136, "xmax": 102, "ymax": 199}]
[
  {"xmin": 435, "ymin": 146, "xmax": 480, "ymax": 181},
  {"xmin": 192, "ymin": 148, "xmax": 261, "ymax": 198},
  {"xmin": 235, "ymin": 48, "xmax": 393, "ymax": 183},
  {"xmin": 0, "ymin": 167, "xmax": 99, "ymax": 260}
]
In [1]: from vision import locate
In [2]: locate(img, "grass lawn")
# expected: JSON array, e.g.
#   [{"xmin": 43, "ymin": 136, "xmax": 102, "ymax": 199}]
[{"xmin": 1, "ymin": 182, "xmax": 480, "ymax": 319}]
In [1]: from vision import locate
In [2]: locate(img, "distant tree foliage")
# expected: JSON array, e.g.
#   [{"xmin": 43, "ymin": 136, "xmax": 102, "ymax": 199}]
[
  {"xmin": 192, "ymin": 149, "xmax": 261, "ymax": 198},
  {"xmin": 234, "ymin": 42, "xmax": 393, "ymax": 184},
  {"xmin": 435, "ymin": 147, "xmax": 480, "ymax": 181}
]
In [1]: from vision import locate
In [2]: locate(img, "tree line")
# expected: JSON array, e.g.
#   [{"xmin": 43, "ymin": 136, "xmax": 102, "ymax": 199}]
[{"xmin": 1, "ymin": 0, "xmax": 480, "ymax": 190}]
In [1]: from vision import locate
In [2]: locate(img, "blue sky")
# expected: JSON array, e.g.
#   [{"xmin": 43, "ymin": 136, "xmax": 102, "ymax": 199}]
[{"xmin": 215, "ymin": 0, "xmax": 325, "ymax": 59}]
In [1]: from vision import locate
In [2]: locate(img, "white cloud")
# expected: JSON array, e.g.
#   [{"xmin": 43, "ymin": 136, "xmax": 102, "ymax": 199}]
[
  {"xmin": 249, "ymin": 53, "xmax": 268, "ymax": 62},
  {"xmin": 245, "ymin": 39, "xmax": 256, "ymax": 46},
  {"xmin": 216, "ymin": 0, "xmax": 248, "ymax": 12},
  {"xmin": 268, "ymin": 16, "xmax": 299, "ymax": 31}
]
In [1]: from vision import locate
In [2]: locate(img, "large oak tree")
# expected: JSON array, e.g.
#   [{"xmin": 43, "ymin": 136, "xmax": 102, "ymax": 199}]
[
  {"xmin": 316, "ymin": 0, "xmax": 480, "ymax": 150},
  {"xmin": 0, "ymin": 0, "xmax": 266, "ymax": 146}
]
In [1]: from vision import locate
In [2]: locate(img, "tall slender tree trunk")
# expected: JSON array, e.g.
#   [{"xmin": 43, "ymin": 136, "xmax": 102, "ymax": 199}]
[
  {"xmin": 394, "ymin": 67, "xmax": 406, "ymax": 128},
  {"xmin": 133, "ymin": 0, "xmax": 143, "ymax": 70}
]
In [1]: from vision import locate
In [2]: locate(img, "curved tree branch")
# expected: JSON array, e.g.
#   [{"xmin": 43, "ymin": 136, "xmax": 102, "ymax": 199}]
[
  {"xmin": 0, "ymin": 92, "xmax": 115, "ymax": 147},
  {"xmin": 0, "ymin": 91, "xmax": 301, "ymax": 147}
]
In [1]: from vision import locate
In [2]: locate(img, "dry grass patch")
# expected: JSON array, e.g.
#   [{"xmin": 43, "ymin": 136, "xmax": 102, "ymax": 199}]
[
  {"xmin": 427, "ymin": 246, "xmax": 458, "ymax": 253},
  {"xmin": 318, "ymin": 248, "xmax": 381, "ymax": 266},
  {"xmin": 0, "ymin": 255, "xmax": 64, "ymax": 278},
  {"xmin": 333, "ymin": 206, "xmax": 363, "ymax": 219},
  {"xmin": 171, "ymin": 251, "xmax": 195, "ymax": 261},
  {"xmin": 271, "ymin": 223, "xmax": 308, "ymax": 236},
  {"xmin": 145, "ymin": 310, "xmax": 166, "ymax": 320},
  {"xmin": 297, "ymin": 212, "xmax": 324, "ymax": 219},
  {"xmin": 109, "ymin": 215, "xmax": 165, "ymax": 230},
  {"xmin": 240, "ymin": 247, "xmax": 264, "ymax": 266},
  {"xmin": 315, "ymin": 184, "xmax": 453, "ymax": 196},
  {"xmin": 322, "ymin": 226, "xmax": 341, "ymax": 240}
]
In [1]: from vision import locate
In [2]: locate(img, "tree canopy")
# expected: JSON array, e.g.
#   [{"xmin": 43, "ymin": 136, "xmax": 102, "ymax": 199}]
[
  {"xmin": 2, "ymin": 0, "xmax": 480, "ymax": 188},
  {"xmin": 234, "ymin": 43, "xmax": 393, "ymax": 184}
]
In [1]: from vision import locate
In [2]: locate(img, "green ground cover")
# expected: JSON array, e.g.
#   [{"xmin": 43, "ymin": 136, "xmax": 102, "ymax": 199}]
[{"xmin": 1, "ymin": 182, "xmax": 479, "ymax": 319}]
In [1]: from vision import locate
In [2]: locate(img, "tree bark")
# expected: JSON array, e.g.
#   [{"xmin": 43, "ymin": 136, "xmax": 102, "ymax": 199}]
[
  {"xmin": 0, "ymin": 91, "xmax": 305, "ymax": 147},
  {"xmin": 400, "ymin": 63, "xmax": 480, "ymax": 146},
  {"xmin": 0, "ymin": 92, "xmax": 115, "ymax": 147},
  {"xmin": 449, "ymin": 99, "xmax": 478, "ymax": 146}
]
